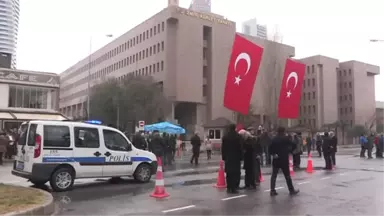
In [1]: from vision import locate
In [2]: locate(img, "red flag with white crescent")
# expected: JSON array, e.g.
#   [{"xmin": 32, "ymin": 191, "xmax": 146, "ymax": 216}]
[{"xmin": 278, "ymin": 59, "xmax": 306, "ymax": 119}]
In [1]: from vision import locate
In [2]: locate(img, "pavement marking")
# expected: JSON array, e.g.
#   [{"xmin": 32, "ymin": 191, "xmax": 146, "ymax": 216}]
[
  {"xmin": 297, "ymin": 181, "xmax": 310, "ymax": 185},
  {"xmin": 221, "ymin": 194, "xmax": 247, "ymax": 201},
  {"xmin": 264, "ymin": 187, "xmax": 284, "ymax": 192},
  {"xmin": 339, "ymin": 173, "xmax": 347, "ymax": 176},
  {"xmin": 320, "ymin": 177, "xmax": 331, "ymax": 180},
  {"xmin": 162, "ymin": 205, "xmax": 196, "ymax": 213}
]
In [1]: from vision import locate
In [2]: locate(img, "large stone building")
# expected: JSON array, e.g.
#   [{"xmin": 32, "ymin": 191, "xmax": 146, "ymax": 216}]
[
  {"xmin": 59, "ymin": 5, "xmax": 295, "ymax": 136},
  {"xmin": 377, "ymin": 101, "xmax": 384, "ymax": 133},
  {"xmin": 297, "ymin": 55, "xmax": 380, "ymax": 131}
]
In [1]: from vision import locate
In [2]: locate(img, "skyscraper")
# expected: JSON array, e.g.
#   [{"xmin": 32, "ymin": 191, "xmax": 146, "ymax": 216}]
[
  {"xmin": 242, "ymin": 18, "xmax": 267, "ymax": 39},
  {"xmin": 189, "ymin": 0, "xmax": 211, "ymax": 13},
  {"xmin": 0, "ymin": 0, "xmax": 19, "ymax": 69}
]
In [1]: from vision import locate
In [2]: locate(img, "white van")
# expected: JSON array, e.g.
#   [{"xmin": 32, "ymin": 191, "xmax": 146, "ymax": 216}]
[{"xmin": 12, "ymin": 120, "xmax": 157, "ymax": 192}]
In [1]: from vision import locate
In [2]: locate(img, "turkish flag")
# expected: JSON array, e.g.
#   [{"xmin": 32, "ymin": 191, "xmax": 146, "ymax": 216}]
[
  {"xmin": 223, "ymin": 34, "xmax": 264, "ymax": 115},
  {"xmin": 278, "ymin": 58, "xmax": 306, "ymax": 119}
]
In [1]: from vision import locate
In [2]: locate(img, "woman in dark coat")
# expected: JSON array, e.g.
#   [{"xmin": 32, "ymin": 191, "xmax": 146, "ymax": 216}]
[{"xmin": 239, "ymin": 130, "xmax": 256, "ymax": 189}]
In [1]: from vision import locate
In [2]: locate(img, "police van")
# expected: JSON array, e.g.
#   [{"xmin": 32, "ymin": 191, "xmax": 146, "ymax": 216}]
[{"xmin": 11, "ymin": 120, "xmax": 157, "ymax": 192}]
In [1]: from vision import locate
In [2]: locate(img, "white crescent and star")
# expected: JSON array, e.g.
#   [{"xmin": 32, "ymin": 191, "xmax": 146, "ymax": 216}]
[
  {"xmin": 285, "ymin": 72, "xmax": 298, "ymax": 98},
  {"xmin": 233, "ymin": 52, "xmax": 251, "ymax": 85}
]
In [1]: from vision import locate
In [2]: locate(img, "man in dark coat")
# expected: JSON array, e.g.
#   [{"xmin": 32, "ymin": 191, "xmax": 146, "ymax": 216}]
[
  {"xmin": 241, "ymin": 131, "xmax": 256, "ymax": 190},
  {"xmin": 259, "ymin": 131, "xmax": 272, "ymax": 166},
  {"xmin": 322, "ymin": 132, "xmax": 333, "ymax": 170},
  {"xmin": 330, "ymin": 131, "xmax": 337, "ymax": 166},
  {"xmin": 132, "ymin": 132, "xmax": 147, "ymax": 150},
  {"xmin": 150, "ymin": 130, "xmax": 166, "ymax": 164},
  {"xmin": 222, "ymin": 124, "xmax": 243, "ymax": 194},
  {"xmin": 316, "ymin": 134, "xmax": 323, "ymax": 157},
  {"xmin": 269, "ymin": 126, "xmax": 299, "ymax": 196},
  {"xmin": 190, "ymin": 133, "xmax": 201, "ymax": 165}
]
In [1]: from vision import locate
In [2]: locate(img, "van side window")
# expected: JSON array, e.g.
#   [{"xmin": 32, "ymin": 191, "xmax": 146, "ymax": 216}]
[
  {"xmin": 74, "ymin": 127, "xmax": 100, "ymax": 148},
  {"xmin": 18, "ymin": 124, "xmax": 28, "ymax": 146},
  {"xmin": 103, "ymin": 130, "xmax": 130, "ymax": 151},
  {"xmin": 43, "ymin": 125, "xmax": 70, "ymax": 147},
  {"xmin": 27, "ymin": 124, "xmax": 37, "ymax": 146}
]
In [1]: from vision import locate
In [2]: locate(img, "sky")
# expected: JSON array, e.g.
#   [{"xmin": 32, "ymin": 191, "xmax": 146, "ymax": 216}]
[{"xmin": 16, "ymin": 0, "xmax": 384, "ymax": 101}]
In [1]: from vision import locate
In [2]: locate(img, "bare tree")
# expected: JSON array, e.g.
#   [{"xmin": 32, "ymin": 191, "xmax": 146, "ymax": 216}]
[
  {"xmin": 262, "ymin": 25, "xmax": 284, "ymax": 130},
  {"xmin": 89, "ymin": 76, "xmax": 171, "ymax": 131}
]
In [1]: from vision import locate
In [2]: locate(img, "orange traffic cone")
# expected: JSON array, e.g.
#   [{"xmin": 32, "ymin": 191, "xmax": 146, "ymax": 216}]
[
  {"xmin": 150, "ymin": 157, "xmax": 169, "ymax": 199},
  {"xmin": 214, "ymin": 160, "xmax": 226, "ymax": 188},
  {"xmin": 289, "ymin": 155, "xmax": 294, "ymax": 177},
  {"xmin": 259, "ymin": 169, "xmax": 264, "ymax": 182},
  {"xmin": 306, "ymin": 153, "xmax": 314, "ymax": 173}
]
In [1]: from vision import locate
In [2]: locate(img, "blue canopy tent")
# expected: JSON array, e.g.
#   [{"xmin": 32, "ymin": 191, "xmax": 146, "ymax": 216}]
[{"xmin": 144, "ymin": 122, "xmax": 186, "ymax": 134}]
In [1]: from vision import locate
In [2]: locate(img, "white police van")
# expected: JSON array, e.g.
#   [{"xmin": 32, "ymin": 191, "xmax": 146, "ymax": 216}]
[{"xmin": 12, "ymin": 120, "xmax": 157, "ymax": 192}]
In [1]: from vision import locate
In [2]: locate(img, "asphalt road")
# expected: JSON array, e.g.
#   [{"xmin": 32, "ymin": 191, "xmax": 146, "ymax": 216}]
[{"xmin": 1, "ymin": 147, "xmax": 382, "ymax": 215}]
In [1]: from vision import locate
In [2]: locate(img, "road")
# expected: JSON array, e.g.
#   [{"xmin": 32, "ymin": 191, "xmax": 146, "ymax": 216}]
[{"xmin": 1, "ymin": 147, "xmax": 382, "ymax": 215}]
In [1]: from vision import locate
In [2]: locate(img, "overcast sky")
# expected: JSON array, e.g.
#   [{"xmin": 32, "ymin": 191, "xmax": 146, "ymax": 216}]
[{"xmin": 16, "ymin": 0, "xmax": 384, "ymax": 101}]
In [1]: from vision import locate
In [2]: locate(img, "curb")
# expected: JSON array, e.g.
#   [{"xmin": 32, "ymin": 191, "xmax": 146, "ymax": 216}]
[{"xmin": 3, "ymin": 187, "xmax": 55, "ymax": 216}]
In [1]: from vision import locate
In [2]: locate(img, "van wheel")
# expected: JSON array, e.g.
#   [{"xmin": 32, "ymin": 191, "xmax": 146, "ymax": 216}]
[
  {"xmin": 50, "ymin": 167, "xmax": 75, "ymax": 192},
  {"xmin": 30, "ymin": 180, "xmax": 47, "ymax": 187},
  {"xmin": 134, "ymin": 164, "xmax": 152, "ymax": 183}
]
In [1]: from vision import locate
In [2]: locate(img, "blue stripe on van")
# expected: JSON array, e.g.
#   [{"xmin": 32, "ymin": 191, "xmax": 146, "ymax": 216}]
[
  {"xmin": 42, "ymin": 156, "xmax": 152, "ymax": 163},
  {"xmin": 42, "ymin": 157, "xmax": 106, "ymax": 163},
  {"xmin": 131, "ymin": 157, "xmax": 152, "ymax": 162}
]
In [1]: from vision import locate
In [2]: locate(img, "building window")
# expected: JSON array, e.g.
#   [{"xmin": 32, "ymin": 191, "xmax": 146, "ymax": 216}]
[
  {"xmin": 208, "ymin": 129, "xmax": 221, "ymax": 139},
  {"xmin": 153, "ymin": 45, "xmax": 156, "ymax": 54},
  {"xmin": 304, "ymin": 106, "xmax": 306, "ymax": 114},
  {"xmin": 311, "ymin": 65, "xmax": 315, "ymax": 73},
  {"xmin": 312, "ymin": 105, "xmax": 316, "ymax": 114},
  {"xmin": 154, "ymin": 26, "xmax": 157, "ymax": 35},
  {"xmin": 303, "ymin": 80, "xmax": 306, "ymax": 88},
  {"xmin": 344, "ymin": 95, "xmax": 347, "ymax": 100},
  {"xmin": 157, "ymin": 24, "xmax": 160, "ymax": 33},
  {"xmin": 338, "ymin": 70, "xmax": 341, "ymax": 76},
  {"xmin": 150, "ymin": 28, "xmax": 153, "ymax": 37},
  {"xmin": 8, "ymin": 85, "xmax": 53, "ymax": 109},
  {"xmin": 312, "ymin": 92, "xmax": 315, "ymax": 99},
  {"xmin": 349, "ymin": 94, "xmax": 352, "ymax": 101},
  {"xmin": 307, "ymin": 92, "xmax": 310, "ymax": 100},
  {"xmin": 307, "ymin": 66, "xmax": 310, "ymax": 74},
  {"xmin": 343, "ymin": 70, "xmax": 346, "ymax": 76},
  {"xmin": 340, "ymin": 108, "xmax": 343, "ymax": 115},
  {"xmin": 150, "ymin": 47, "xmax": 152, "ymax": 55},
  {"xmin": 203, "ymin": 85, "xmax": 207, "ymax": 97},
  {"xmin": 339, "ymin": 96, "xmax": 342, "ymax": 102},
  {"xmin": 157, "ymin": 43, "xmax": 160, "ymax": 52},
  {"xmin": 348, "ymin": 69, "xmax": 352, "ymax": 75},
  {"xmin": 344, "ymin": 82, "xmax": 347, "ymax": 88},
  {"xmin": 161, "ymin": 41, "xmax": 164, "ymax": 51},
  {"xmin": 162, "ymin": 22, "xmax": 165, "ymax": 31},
  {"xmin": 350, "ymin": 107, "xmax": 352, "ymax": 112},
  {"xmin": 161, "ymin": 61, "xmax": 164, "ymax": 71},
  {"xmin": 349, "ymin": 82, "xmax": 352, "ymax": 88},
  {"xmin": 312, "ymin": 78, "xmax": 315, "ymax": 86},
  {"xmin": 157, "ymin": 62, "xmax": 160, "ymax": 72}
]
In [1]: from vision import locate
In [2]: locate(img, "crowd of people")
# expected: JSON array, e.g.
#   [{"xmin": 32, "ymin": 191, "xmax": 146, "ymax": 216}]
[
  {"xmin": 359, "ymin": 133, "xmax": 384, "ymax": 159},
  {"xmin": 0, "ymin": 129, "xmax": 18, "ymax": 165},
  {"xmin": 221, "ymin": 125, "xmax": 300, "ymax": 195},
  {"xmin": 219, "ymin": 125, "xmax": 358, "ymax": 195}
]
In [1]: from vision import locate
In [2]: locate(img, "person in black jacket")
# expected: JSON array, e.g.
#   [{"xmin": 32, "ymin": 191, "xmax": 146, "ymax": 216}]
[
  {"xmin": 330, "ymin": 131, "xmax": 337, "ymax": 166},
  {"xmin": 251, "ymin": 129, "xmax": 263, "ymax": 186},
  {"xmin": 150, "ymin": 130, "xmax": 166, "ymax": 164},
  {"xmin": 269, "ymin": 126, "xmax": 299, "ymax": 196},
  {"xmin": 132, "ymin": 132, "xmax": 147, "ymax": 150},
  {"xmin": 240, "ymin": 130, "xmax": 256, "ymax": 190},
  {"xmin": 322, "ymin": 132, "xmax": 333, "ymax": 170},
  {"xmin": 190, "ymin": 133, "xmax": 201, "ymax": 165},
  {"xmin": 222, "ymin": 124, "xmax": 243, "ymax": 194}
]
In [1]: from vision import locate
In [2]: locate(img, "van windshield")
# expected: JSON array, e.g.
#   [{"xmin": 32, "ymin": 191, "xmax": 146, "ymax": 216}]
[{"xmin": 18, "ymin": 124, "xmax": 28, "ymax": 146}]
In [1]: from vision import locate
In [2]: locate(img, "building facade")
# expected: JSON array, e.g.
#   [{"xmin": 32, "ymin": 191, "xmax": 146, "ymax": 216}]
[
  {"xmin": 59, "ymin": 6, "xmax": 295, "ymax": 135},
  {"xmin": 298, "ymin": 55, "xmax": 339, "ymax": 129},
  {"xmin": 189, "ymin": 0, "xmax": 211, "ymax": 13},
  {"xmin": 241, "ymin": 18, "xmax": 267, "ymax": 39},
  {"xmin": 0, "ymin": 68, "xmax": 65, "ymax": 131},
  {"xmin": 376, "ymin": 101, "xmax": 384, "ymax": 133},
  {"xmin": 338, "ymin": 61, "xmax": 379, "ymax": 129},
  {"xmin": 296, "ymin": 55, "xmax": 380, "ymax": 132},
  {"xmin": 0, "ymin": 0, "xmax": 19, "ymax": 69}
]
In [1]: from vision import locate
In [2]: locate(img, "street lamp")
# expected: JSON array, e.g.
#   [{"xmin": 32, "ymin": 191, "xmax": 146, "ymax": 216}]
[
  {"xmin": 370, "ymin": 39, "xmax": 384, "ymax": 42},
  {"xmin": 87, "ymin": 34, "xmax": 113, "ymax": 120}
]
